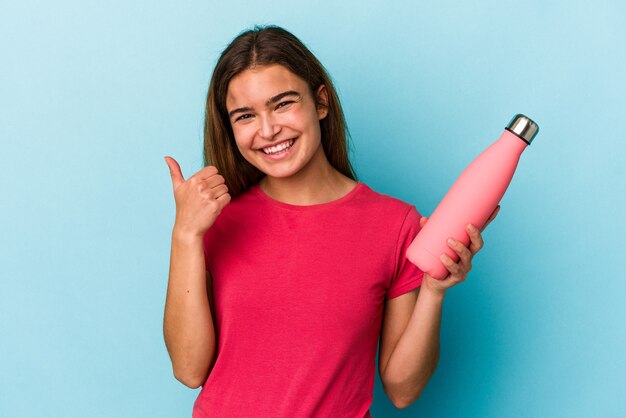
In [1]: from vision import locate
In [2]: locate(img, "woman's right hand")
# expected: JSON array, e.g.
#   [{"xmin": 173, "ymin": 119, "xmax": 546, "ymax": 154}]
[{"xmin": 164, "ymin": 156, "xmax": 231, "ymax": 237}]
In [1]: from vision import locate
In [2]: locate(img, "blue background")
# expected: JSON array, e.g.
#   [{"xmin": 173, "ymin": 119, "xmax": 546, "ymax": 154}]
[{"xmin": 1, "ymin": 0, "xmax": 624, "ymax": 416}]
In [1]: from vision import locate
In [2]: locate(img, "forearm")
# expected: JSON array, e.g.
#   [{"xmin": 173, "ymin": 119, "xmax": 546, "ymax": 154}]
[
  {"xmin": 163, "ymin": 228, "xmax": 216, "ymax": 388},
  {"xmin": 383, "ymin": 285, "xmax": 444, "ymax": 407}
]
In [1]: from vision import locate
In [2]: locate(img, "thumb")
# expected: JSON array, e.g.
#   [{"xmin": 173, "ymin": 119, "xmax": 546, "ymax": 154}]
[{"xmin": 164, "ymin": 156, "xmax": 185, "ymax": 190}]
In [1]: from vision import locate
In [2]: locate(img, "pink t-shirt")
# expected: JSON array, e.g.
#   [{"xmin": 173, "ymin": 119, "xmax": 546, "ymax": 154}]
[{"xmin": 193, "ymin": 181, "xmax": 424, "ymax": 417}]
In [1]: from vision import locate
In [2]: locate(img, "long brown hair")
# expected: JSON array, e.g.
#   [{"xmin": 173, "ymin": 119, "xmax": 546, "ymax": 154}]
[{"xmin": 203, "ymin": 24, "xmax": 358, "ymax": 197}]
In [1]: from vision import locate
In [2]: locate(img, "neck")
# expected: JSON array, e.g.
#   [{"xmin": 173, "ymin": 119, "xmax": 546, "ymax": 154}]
[{"xmin": 259, "ymin": 146, "xmax": 356, "ymax": 205}]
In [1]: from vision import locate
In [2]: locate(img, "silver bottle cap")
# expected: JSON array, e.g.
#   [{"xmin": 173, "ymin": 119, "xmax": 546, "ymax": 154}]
[{"xmin": 506, "ymin": 114, "xmax": 539, "ymax": 145}]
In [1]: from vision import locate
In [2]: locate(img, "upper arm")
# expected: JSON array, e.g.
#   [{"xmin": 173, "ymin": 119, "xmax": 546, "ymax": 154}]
[
  {"xmin": 206, "ymin": 269, "xmax": 216, "ymax": 328},
  {"xmin": 204, "ymin": 269, "xmax": 219, "ymax": 374},
  {"xmin": 378, "ymin": 286, "xmax": 420, "ymax": 386}
]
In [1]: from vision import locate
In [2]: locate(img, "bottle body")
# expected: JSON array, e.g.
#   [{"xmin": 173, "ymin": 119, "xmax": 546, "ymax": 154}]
[{"xmin": 406, "ymin": 129, "xmax": 528, "ymax": 279}]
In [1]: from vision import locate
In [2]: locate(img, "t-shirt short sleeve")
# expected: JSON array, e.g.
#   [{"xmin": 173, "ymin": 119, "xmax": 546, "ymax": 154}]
[{"xmin": 386, "ymin": 205, "xmax": 424, "ymax": 300}]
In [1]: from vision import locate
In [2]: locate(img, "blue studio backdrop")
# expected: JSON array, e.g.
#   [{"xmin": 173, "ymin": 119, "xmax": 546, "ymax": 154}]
[{"xmin": 1, "ymin": 0, "xmax": 624, "ymax": 417}]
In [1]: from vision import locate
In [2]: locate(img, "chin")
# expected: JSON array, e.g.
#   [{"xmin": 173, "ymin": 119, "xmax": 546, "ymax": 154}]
[{"xmin": 260, "ymin": 167, "xmax": 301, "ymax": 180}]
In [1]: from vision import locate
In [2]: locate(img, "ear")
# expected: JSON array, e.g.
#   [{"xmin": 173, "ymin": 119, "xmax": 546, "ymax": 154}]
[{"xmin": 315, "ymin": 84, "xmax": 329, "ymax": 120}]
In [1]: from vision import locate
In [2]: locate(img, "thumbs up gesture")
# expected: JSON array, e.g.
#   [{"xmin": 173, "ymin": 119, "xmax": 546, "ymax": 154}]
[{"xmin": 164, "ymin": 156, "xmax": 231, "ymax": 237}]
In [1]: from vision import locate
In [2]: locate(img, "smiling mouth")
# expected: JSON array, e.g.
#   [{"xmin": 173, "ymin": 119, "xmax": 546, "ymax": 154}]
[{"xmin": 259, "ymin": 138, "xmax": 297, "ymax": 155}]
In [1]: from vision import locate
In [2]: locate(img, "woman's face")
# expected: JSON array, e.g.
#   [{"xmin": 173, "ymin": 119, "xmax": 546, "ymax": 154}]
[{"xmin": 225, "ymin": 64, "xmax": 328, "ymax": 180}]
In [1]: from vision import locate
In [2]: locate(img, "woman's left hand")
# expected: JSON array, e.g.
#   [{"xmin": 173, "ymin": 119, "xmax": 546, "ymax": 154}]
[{"xmin": 419, "ymin": 205, "xmax": 501, "ymax": 296}]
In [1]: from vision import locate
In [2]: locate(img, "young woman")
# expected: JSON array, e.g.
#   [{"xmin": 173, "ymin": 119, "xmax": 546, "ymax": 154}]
[{"xmin": 163, "ymin": 25, "xmax": 499, "ymax": 417}]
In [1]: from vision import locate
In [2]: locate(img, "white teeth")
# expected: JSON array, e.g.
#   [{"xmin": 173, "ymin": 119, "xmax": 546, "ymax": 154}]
[{"xmin": 262, "ymin": 139, "xmax": 294, "ymax": 154}]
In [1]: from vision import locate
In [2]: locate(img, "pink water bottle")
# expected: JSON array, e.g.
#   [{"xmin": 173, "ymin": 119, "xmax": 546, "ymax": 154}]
[{"xmin": 406, "ymin": 114, "xmax": 539, "ymax": 279}]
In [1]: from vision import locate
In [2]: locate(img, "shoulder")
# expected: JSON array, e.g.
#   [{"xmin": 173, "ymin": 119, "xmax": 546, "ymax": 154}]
[
  {"xmin": 357, "ymin": 182, "xmax": 419, "ymax": 219},
  {"xmin": 218, "ymin": 183, "xmax": 263, "ymax": 214},
  {"xmin": 203, "ymin": 184, "xmax": 262, "ymax": 237}
]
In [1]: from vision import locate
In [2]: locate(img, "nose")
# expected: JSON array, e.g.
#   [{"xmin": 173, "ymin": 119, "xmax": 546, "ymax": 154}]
[{"xmin": 258, "ymin": 112, "xmax": 281, "ymax": 140}]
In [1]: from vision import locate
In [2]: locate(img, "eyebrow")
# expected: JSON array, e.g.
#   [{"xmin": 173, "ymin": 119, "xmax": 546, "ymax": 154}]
[{"xmin": 228, "ymin": 90, "xmax": 301, "ymax": 119}]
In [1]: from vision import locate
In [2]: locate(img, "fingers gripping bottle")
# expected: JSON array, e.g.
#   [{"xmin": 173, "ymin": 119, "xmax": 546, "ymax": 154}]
[{"xmin": 406, "ymin": 114, "xmax": 539, "ymax": 280}]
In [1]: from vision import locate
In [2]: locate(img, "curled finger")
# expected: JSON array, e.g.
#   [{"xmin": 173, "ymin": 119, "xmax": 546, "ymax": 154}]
[
  {"xmin": 211, "ymin": 183, "xmax": 229, "ymax": 200},
  {"xmin": 466, "ymin": 225, "xmax": 484, "ymax": 254}
]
